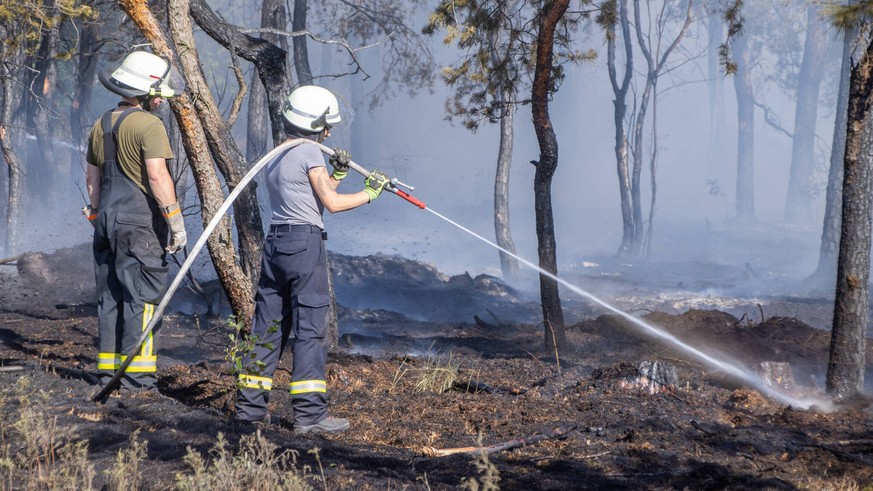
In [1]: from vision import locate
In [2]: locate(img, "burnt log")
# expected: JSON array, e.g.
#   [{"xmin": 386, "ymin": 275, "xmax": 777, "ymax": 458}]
[
  {"xmin": 757, "ymin": 361, "xmax": 794, "ymax": 390},
  {"xmin": 620, "ymin": 360, "xmax": 679, "ymax": 394}
]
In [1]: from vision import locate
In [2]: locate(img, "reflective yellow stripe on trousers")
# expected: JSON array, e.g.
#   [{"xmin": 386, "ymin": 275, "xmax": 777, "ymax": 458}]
[
  {"xmin": 122, "ymin": 302, "xmax": 157, "ymax": 373},
  {"xmin": 97, "ymin": 352, "xmax": 121, "ymax": 370},
  {"xmin": 290, "ymin": 380, "xmax": 326, "ymax": 394}
]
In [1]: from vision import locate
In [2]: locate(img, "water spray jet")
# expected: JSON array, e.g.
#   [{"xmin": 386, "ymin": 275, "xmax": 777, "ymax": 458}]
[{"xmin": 422, "ymin": 208, "xmax": 834, "ymax": 412}]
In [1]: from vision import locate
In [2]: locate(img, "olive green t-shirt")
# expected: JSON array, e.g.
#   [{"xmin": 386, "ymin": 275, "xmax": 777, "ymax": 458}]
[{"xmin": 86, "ymin": 109, "xmax": 173, "ymax": 196}]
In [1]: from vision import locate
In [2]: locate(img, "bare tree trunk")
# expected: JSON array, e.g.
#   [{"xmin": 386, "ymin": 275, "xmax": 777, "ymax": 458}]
[
  {"xmin": 31, "ymin": 0, "xmax": 62, "ymax": 210},
  {"xmin": 814, "ymin": 27, "xmax": 854, "ymax": 282},
  {"xmin": 189, "ymin": 0, "xmax": 289, "ymax": 145},
  {"xmin": 246, "ymin": 79, "xmax": 270, "ymax": 161},
  {"xmin": 485, "ymin": 11, "xmax": 520, "ymax": 282},
  {"xmin": 645, "ymin": 87, "xmax": 658, "ymax": 258},
  {"xmin": 118, "ymin": 0, "xmax": 257, "ymax": 326},
  {"xmin": 1, "ymin": 70, "xmax": 25, "ymax": 256},
  {"xmin": 292, "ymin": 0, "xmax": 312, "ymax": 85},
  {"xmin": 784, "ymin": 5, "xmax": 827, "ymax": 225},
  {"xmin": 608, "ymin": 0, "xmax": 635, "ymax": 259},
  {"xmin": 532, "ymin": 0, "xmax": 569, "ymax": 353},
  {"xmin": 494, "ymin": 87, "xmax": 519, "ymax": 281},
  {"xmin": 827, "ymin": 35, "xmax": 873, "ymax": 400},
  {"xmin": 707, "ymin": 10, "xmax": 725, "ymax": 162},
  {"xmin": 246, "ymin": 0, "xmax": 287, "ymax": 161},
  {"xmin": 732, "ymin": 31, "xmax": 755, "ymax": 221},
  {"xmin": 167, "ymin": 0, "xmax": 264, "ymax": 293},
  {"xmin": 70, "ymin": 20, "xmax": 99, "ymax": 146},
  {"xmin": 632, "ymin": 0, "xmax": 693, "ymax": 257},
  {"xmin": 630, "ymin": 78, "xmax": 652, "ymax": 256}
]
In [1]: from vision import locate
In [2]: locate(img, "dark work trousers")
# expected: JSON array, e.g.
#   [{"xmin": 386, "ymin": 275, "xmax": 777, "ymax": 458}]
[
  {"xmin": 236, "ymin": 224, "xmax": 331, "ymax": 425},
  {"xmin": 92, "ymin": 108, "xmax": 169, "ymax": 390}
]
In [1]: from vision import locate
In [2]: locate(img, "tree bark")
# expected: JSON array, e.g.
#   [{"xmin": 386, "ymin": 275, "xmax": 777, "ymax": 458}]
[
  {"xmin": 167, "ymin": 0, "xmax": 263, "ymax": 291},
  {"xmin": 117, "ymin": 0, "xmax": 255, "ymax": 326},
  {"xmin": 1, "ymin": 69, "xmax": 25, "ymax": 256},
  {"xmin": 292, "ymin": 0, "xmax": 313, "ymax": 86},
  {"xmin": 188, "ymin": 0, "xmax": 289, "ymax": 146},
  {"xmin": 246, "ymin": 0, "xmax": 287, "ymax": 162},
  {"xmin": 814, "ymin": 27, "xmax": 854, "ymax": 282},
  {"xmin": 31, "ymin": 0, "xmax": 63, "ymax": 209},
  {"xmin": 732, "ymin": 31, "xmax": 755, "ymax": 221},
  {"xmin": 70, "ymin": 19, "xmax": 99, "ymax": 145},
  {"xmin": 827, "ymin": 35, "xmax": 873, "ymax": 400},
  {"xmin": 784, "ymin": 5, "xmax": 827, "ymax": 225},
  {"xmin": 494, "ymin": 87, "xmax": 519, "ymax": 281},
  {"xmin": 632, "ymin": 0, "xmax": 693, "ymax": 257},
  {"xmin": 707, "ymin": 11, "xmax": 725, "ymax": 162},
  {"xmin": 608, "ymin": 0, "xmax": 636, "ymax": 259},
  {"xmin": 531, "ymin": 0, "xmax": 569, "ymax": 353}
]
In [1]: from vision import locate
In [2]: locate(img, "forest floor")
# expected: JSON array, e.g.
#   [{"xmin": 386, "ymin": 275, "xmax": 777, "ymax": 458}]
[{"xmin": 1, "ymin": 243, "xmax": 872, "ymax": 490}]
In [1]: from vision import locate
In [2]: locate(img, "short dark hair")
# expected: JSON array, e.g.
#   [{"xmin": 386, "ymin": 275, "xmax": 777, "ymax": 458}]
[{"xmin": 283, "ymin": 118, "xmax": 321, "ymax": 140}]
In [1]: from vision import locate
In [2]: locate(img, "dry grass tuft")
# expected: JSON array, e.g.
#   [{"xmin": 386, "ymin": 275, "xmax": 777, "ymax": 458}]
[
  {"xmin": 175, "ymin": 430, "xmax": 310, "ymax": 490},
  {"xmin": 414, "ymin": 352, "xmax": 462, "ymax": 394},
  {"xmin": 1, "ymin": 376, "xmax": 95, "ymax": 489}
]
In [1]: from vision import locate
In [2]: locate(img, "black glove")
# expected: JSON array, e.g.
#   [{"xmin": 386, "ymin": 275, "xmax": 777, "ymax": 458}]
[{"xmin": 330, "ymin": 148, "xmax": 351, "ymax": 170}]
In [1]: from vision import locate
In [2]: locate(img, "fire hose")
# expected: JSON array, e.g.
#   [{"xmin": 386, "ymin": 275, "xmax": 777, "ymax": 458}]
[{"xmin": 91, "ymin": 139, "xmax": 426, "ymax": 402}]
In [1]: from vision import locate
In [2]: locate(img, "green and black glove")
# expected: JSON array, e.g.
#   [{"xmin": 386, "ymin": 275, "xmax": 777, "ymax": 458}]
[
  {"xmin": 364, "ymin": 170, "xmax": 389, "ymax": 202},
  {"xmin": 329, "ymin": 148, "xmax": 351, "ymax": 181}
]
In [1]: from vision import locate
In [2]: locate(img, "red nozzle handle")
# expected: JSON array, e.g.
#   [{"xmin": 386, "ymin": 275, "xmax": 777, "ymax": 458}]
[{"xmin": 392, "ymin": 188, "xmax": 426, "ymax": 209}]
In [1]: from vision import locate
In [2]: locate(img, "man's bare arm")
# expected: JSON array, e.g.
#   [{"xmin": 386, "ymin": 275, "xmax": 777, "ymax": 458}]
[
  {"xmin": 86, "ymin": 163, "xmax": 102, "ymax": 208},
  {"xmin": 145, "ymin": 157, "xmax": 178, "ymax": 208},
  {"xmin": 309, "ymin": 167, "xmax": 370, "ymax": 213}
]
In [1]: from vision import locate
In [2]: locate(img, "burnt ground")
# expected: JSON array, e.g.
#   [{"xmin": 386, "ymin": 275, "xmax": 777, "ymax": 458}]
[{"xmin": 1, "ymin": 244, "xmax": 873, "ymax": 489}]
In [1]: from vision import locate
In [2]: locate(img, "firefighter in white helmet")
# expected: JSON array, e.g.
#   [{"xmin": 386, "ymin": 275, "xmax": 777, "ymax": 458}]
[
  {"xmin": 235, "ymin": 85, "xmax": 388, "ymax": 434},
  {"xmin": 84, "ymin": 50, "xmax": 187, "ymax": 393}
]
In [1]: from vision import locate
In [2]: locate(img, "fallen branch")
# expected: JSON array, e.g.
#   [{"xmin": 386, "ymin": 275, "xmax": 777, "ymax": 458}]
[
  {"xmin": 451, "ymin": 378, "xmax": 495, "ymax": 394},
  {"xmin": 0, "ymin": 253, "xmax": 23, "ymax": 265},
  {"xmin": 812, "ymin": 443, "xmax": 873, "ymax": 466},
  {"xmin": 420, "ymin": 423, "xmax": 577, "ymax": 457}
]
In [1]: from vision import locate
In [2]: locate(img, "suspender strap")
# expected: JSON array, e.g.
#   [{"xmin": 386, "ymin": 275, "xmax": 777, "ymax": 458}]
[{"xmin": 100, "ymin": 107, "xmax": 140, "ymax": 164}]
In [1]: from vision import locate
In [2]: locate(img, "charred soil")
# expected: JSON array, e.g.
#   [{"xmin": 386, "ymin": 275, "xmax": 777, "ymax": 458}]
[{"xmin": 1, "ymin": 245, "xmax": 872, "ymax": 490}]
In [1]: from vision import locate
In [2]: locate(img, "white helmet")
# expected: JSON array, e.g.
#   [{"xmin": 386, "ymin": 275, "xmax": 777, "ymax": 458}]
[
  {"xmin": 98, "ymin": 51, "xmax": 176, "ymax": 98},
  {"xmin": 283, "ymin": 85, "xmax": 341, "ymax": 133}
]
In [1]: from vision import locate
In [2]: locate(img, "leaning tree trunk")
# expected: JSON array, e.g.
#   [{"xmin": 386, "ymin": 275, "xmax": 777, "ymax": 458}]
[
  {"xmin": 732, "ymin": 31, "xmax": 755, "ymax": 221},
  {"xmin": 1, "ymin": 70, "xmax": 25, "ymax": 256},
  {"xmin": 292, "ymin": 0, "xmax": 313, "ymax": 86},
  {"xmin": 785, "ymin": 5, "xmax": 827, "ymax": 226},
  {"xmin": 117, "ymin": 0, "xmax": 256, "ymax": 326},
  {"xmin": 608, "ymin": 0, "xmax": 636, "ymax": 259},
  {"xmin": 814, "ymin": 26, "xmax": 854, "ymax": 282},
  {"xmin": 532, "ymin": 0, "xmax": 569, "ymax": 353},
  {"xmin": 167, "ymin": 0, "xmax": 264, "ymax": 292},
  {"xmin": 487, "ymin": 15, "xmax": 520, "ymax": 282},
  {"xmin": 827, "ymin": 35, "xmax": 873, "ymax": 400},
  {"xmin": 494, "ymin": 87, "xmax": 520, "ymax": 281},
  {"xmin": 246, "ymin": 0, "xmax": 287, "ymax": 161}
]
